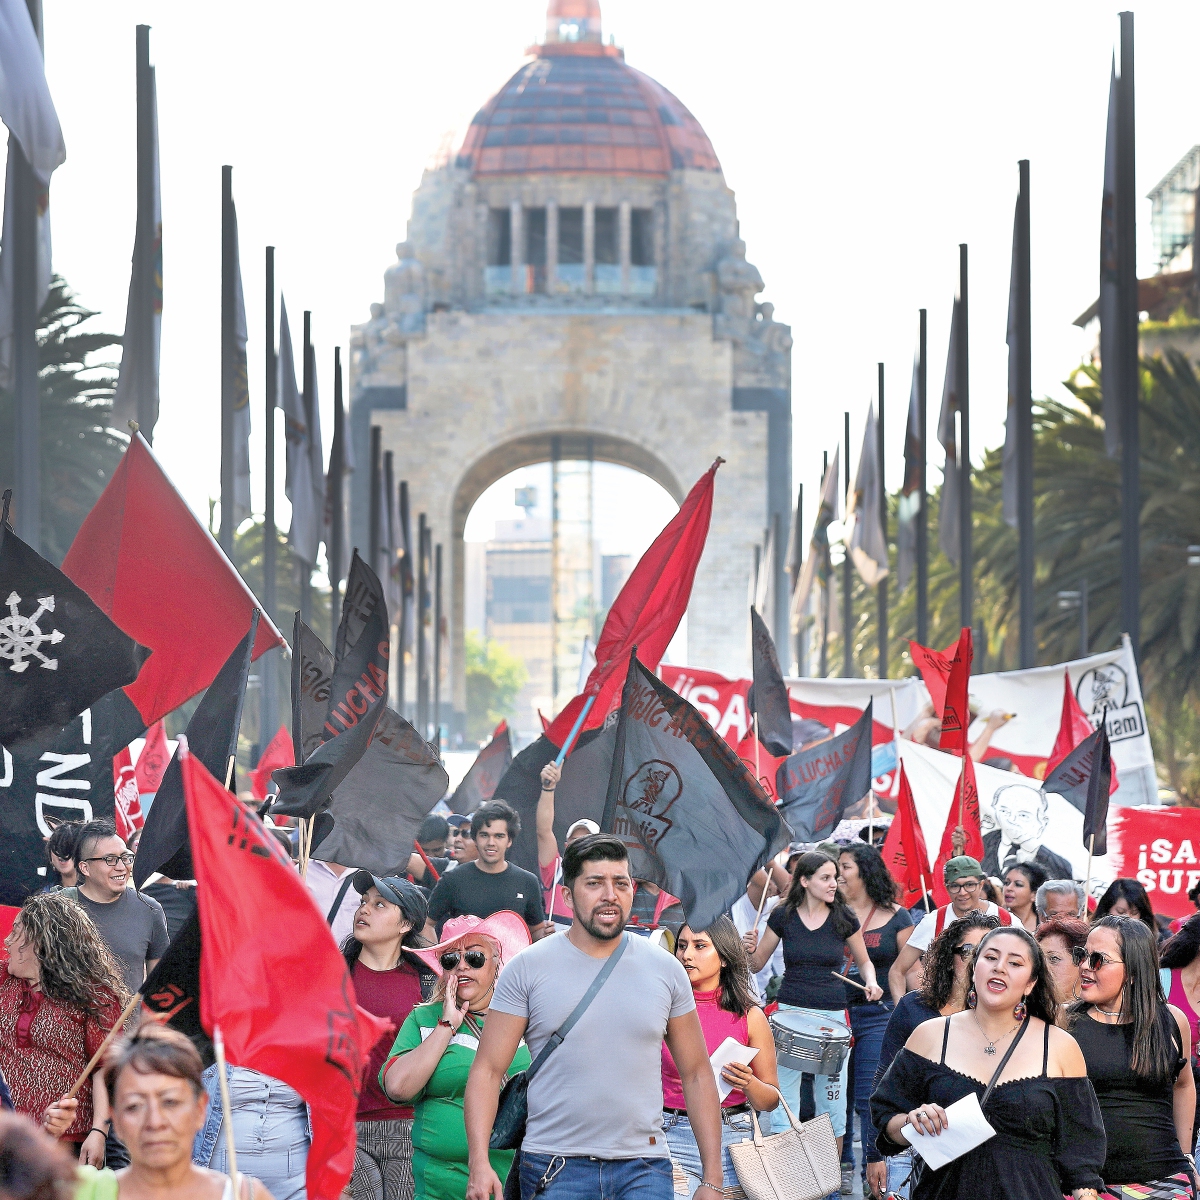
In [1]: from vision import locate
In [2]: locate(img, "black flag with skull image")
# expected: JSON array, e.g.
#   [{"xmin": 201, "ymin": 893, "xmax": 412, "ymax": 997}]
[{"xmin": 601, "ymin": 649, "xmax": 791, "ymax": 932}]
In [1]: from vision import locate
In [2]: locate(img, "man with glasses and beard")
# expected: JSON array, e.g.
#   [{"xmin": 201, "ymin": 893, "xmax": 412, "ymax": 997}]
[
  {"xmin": 886, "ymin": 856, "xmax": 1012, "ymax": 1000},
  {"xmin": 66, "ymin": 819, "xmax": 168, "ymax": 995},
  {"xmin": 462, "ymin": 834, "xmax": 723, "ymax": 1200}
]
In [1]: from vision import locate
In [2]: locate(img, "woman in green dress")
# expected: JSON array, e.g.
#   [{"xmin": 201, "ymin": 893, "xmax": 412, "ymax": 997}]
[{"xmin": 379, "ymin": 911, "xmax": 531, "ymax": 1200}]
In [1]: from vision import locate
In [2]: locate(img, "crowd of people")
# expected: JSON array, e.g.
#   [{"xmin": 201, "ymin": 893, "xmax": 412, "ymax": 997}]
[{"xmin": 7, "ymin": 783, "xmax": 1200, "ymax": 1200}]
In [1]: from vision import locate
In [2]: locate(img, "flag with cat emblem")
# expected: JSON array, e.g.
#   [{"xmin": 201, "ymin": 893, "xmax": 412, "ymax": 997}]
[{"xmin": 0, "ymin": 493, "xmax": 149, "ymax": 746}]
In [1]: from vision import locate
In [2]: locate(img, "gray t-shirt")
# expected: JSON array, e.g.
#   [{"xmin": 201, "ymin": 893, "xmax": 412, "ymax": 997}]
[
  {"xmin": 74, "ymin": 887, "xmax": 169, "ymax": 995},
  {"xmin": 490, "ymin": 931, "xmax": 695, "ymax": 1158}
]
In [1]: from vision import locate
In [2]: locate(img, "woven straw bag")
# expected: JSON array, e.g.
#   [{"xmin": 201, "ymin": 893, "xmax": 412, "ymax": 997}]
[{"xmin": 727, "ymin": 1092, "xmax": 840, "ymax": 1200}]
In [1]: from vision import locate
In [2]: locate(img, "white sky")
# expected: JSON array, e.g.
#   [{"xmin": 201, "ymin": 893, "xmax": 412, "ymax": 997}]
[{"xmin": 29, "ymin": 1, "xmax": 1200, "ymax": 553}]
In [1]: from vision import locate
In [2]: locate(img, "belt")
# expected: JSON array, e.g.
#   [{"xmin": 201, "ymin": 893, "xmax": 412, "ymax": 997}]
[{"xmin": 663, "ymin": 1103, "xmax": 750, "ymax": 1117}]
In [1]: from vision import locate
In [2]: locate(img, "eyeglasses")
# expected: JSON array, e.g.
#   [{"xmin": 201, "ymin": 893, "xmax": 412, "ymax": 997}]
[
  {"xmin": 1071, "ymin": 947, "xmax": 1125, "ymax": 971},
  {"xmin": 951, "ymin": 943, "xmax": 976, "ymax": 960},
  {"xmin": 440, "ymin": 949, "xmax": 487, "ymax": 971},
  {"xmin": 82, "ymin": 853, "xmax": 135, "ymax": 868},
  {"xmin": 946, "ymin": 880, "xmax": 980, "ymax": 893}
]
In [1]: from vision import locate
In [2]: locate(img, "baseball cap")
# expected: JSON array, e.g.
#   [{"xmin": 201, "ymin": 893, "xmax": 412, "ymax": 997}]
[
  {"xmin": 566, "ymin": 817, "xmax": 600, "ymax": 838},
  {"xmin": 943, "ymin": 856, "xmax": 984, "ymax": 886},
  {"xmin": 350, "ymin": 870, "xmax": 428, "ymax": 928},
  {"xmin": 445, "ymin": 813, "xmax": 472, "ymax": 830}
]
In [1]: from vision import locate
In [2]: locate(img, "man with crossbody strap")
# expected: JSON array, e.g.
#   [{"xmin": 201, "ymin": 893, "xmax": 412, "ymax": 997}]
[{"xmin": 464, "ymin": 834, "xmax": 723, "ymax": 1200}]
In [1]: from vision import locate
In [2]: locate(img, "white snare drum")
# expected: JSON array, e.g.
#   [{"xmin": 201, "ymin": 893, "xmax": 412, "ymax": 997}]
[
  {"xmin": 625, "ymin": 924, "xmax": 675, "ymax": 953},
  {"xmin": 769, "ymin": 1010, "xmax": 851, "ymax": 1075}
]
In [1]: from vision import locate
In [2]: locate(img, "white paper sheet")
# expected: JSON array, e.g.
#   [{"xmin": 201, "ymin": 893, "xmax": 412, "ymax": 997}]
[
  {"xmin": 900, "ymin": 1091, "xmax": 996, "ymax": 1170},
  {"xmin": 709, "ymin": 1037, "xmax": 759, "ymax": 1100}
]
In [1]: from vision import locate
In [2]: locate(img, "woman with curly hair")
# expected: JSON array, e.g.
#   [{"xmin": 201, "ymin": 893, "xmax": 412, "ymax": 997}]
[{"xmin": 0, "ymin": 892, "xmax": 128, "ymax": 1166}]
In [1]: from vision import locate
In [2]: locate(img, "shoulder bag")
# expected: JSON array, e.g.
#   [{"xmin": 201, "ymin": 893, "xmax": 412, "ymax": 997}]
[{"xmin": 489, "ymin": 932, "xmax": 628, "ymax": 1150}]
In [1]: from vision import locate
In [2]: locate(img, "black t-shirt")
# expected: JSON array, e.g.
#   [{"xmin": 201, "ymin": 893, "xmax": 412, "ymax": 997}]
[
  {"xmin": 1070, "ymin": 1005, "xmax": 1189, "ymax": 1185},
  {"xmin": 845, "ymin": 907, "xmax": 913, "ymax": 1004},
  {"xmin": 426, "ymin": 861, "xmax": 545, "ymax": 934},
  {"xmin": 767, "ymin": 903, "xmax": 859, "ymax": 1010}
]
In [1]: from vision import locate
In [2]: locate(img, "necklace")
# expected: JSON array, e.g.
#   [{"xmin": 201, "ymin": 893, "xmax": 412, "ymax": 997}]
[
  {"xmin": 1094, "ymin": 1005, "xmax": 1125, "ymax": 1020},
  {"xmin": 973, "ymin": 1011, "xmax": 1018, "ymax": 1056}
]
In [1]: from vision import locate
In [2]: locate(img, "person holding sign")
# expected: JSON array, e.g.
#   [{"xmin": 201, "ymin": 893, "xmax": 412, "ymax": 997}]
[
  {"xmin": 662, "ymin": 917, "xmax": 779, "ymax": 1197},
  {"xmin": 870, "ymin": 926, "xmax": 1105, "ymax": 1199}
]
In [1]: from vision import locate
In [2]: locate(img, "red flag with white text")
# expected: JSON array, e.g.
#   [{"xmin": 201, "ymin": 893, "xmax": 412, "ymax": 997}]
[{"xmin": 112, "ymin": 747, "xmax": 143, "ymax": 842}]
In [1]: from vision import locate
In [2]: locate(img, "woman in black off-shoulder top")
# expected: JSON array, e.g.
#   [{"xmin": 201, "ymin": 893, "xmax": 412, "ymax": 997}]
[{"xmin": 871, "ymin": 925, "xmax": 1106, "ymax": 1200}]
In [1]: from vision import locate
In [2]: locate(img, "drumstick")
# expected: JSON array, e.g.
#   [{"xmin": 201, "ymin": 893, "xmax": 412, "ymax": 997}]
[
  {"xmin": 65, "ymin": 992, "xmax": 142, "ymax": 1100},
  {"xmin": 753, "ymin": 870, "xmax": 771, "ymax": 926},
  {"xmin": 830, "ymin": 970, "xmax": 870, "ymax": 993}
]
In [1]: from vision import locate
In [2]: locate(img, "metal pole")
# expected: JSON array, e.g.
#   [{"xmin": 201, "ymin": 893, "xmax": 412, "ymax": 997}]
[
  {"xmin": 1081, "ymin": 577, "xmax": 1090, "ymax": 658},
  {"xmin": 878, "ymin": 362, "xmax": 888, "ymax": 678},
  {"xmin": 1016, "ymin": 161, "xmax": 1035, "ymax": 669},
  {"xmin": 792, "ymin": 484, "xmax": 804, "ymax": 676},
  {"xmin": 916, "ymin": 309, "xmax": 928, "ymax": 645},
  {"xmin": 398, "ymin": 481, "xmax": 410, "ymax": 718},
  {"xmin": 134, "ymin": 25, "xmax": 156, "ymax": 439},
  {"xmin": 957, "ymin": 244, "xmax": 972, "ymax": 633},
  {"xmin": 329, "ymin": 348, "xmax": 345, "ymax": 648},
  {"xmin": 820, "ymin": 450, "xmax": 829, "ymax": 678},
  {"xmin": 843, "ymin": 411, "xmax": 852, "ymax": 677},
  {"xmin": 299, "ymin": 310, "xmax": 313, "ymax": 623},
  {"xmin": 434, "ymin": 543, "xmax": 443, "ymax": 749},
  {"xmin": 1117, "ymin": 11, "xmax": 1140, "ymax": 663},
  {"xmin": 417, "ymin": 514, "xmax": 429, "ymax": 738},
  {"xmin": 263, "ymin": 246, "xmax": 277, "ymax": 739},
  {"xmin": 369, "ymin": 426, "xmax": 382, "ymax": 591},
  {"xmin": 219, "ymin": 166, "xmax": 235, "ymax": 556}
]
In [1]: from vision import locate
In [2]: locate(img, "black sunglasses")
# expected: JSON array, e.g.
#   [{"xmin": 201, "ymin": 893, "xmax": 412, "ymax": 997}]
[
  {"xmin": 951, "ymin": 943, "xmax": 976, "ymax": 960},
  {"xmin": 1071, "ymin": 946, "xmax": 1124, "ymax": 971},
  {"xmin": 440, "ymin": 949, "xmax": 487, "ymax": 971}
]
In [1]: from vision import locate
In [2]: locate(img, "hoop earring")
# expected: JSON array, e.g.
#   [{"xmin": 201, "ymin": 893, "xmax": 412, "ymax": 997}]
[
  {"xmin": 1013, "ymin": 999, "xmax": 1027, "ymax": 1022},
  {"xmin": 966, "ymin": 986, "xmax": 978, "ymax": 1010}
]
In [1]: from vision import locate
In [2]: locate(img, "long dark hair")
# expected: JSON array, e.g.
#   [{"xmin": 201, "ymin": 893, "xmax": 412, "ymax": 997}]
[
  {"xmin": 919, "ymin": 910, "xmax": 1000, "ymax": 1010},
  {"xmin": 679, "ymin": 915, "xmax": 758, "ymax": 1019},
  {"xmin": 1093, "ymin": 878, "xmax": 1156, "ymax": 931},
  {"xmin": 341, "ymin": 879, "xmax": 430, "ymax": 973},
  {"xmin": 972, "ymin": 926, "xmax": 1059, "ymax": 1026},
  {"xmin": 785, "ymin": 851, "xmax": 857, "ymax": 939},
  {"xmin": 839, "ymin": 843, "xmax": 899, "ymax": 909},
  {"xmin": 1073, "ymin": 915, "xmax": 1178, "ymax": 1087},
  {"xmin": 1161, "ymin": 911, "xmax": 1200, "ymax": 970},
  {"xmin": 1003, "ymin": 860, "xmax": 1049, "ymax": 898}
]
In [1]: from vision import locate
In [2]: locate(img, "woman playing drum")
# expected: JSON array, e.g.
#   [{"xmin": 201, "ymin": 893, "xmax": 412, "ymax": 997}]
[{"xmin": 744, "ymin": 851, "xmax": 882, "ymax": 1154}]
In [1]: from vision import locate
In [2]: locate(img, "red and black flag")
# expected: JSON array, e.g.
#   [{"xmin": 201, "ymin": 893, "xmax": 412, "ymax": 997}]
[
  {"xmin": 775, "ymin": 701, "xmax": 873, "ymax": 842},
  {"xmin": 748, "ymin": 606, "xmax": 793, "ymax": 758},
  {"xmin": 181, "ymin": 743, "xmax": 390, "ymax": 1200},
  {"xmin": 1045, "ymin": 716, "xmax": 1114, "ymax": 854},
  {"xmin": 141, "ymin": 911, "xmax": 210, "ymax": 1064},
  {"xmin": 602, "ymin": 651, "xmax": 790, "ymax": 932},
  {"xmin": 133, "ymin": 612, "xmax": 259, "ymax": 887},
  {"xmin": 451, "ymin": 720, "xmax": 513, "ymax": 815},
  {"xmin": 0, "ymin": 494, "xmax": 149, "ymax": 746}
]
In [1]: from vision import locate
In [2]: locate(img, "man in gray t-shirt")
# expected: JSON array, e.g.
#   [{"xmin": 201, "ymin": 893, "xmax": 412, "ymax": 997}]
[{"xmin": 464, "ymin": 835, "xmax": 722, "ymax": 1200}]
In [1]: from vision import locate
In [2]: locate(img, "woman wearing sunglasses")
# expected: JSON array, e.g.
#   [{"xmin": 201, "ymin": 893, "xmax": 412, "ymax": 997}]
[
  {"xmin": 380, "ymin": 912, "xmax": 531, "ymax": 1200},
  {"xmin": 1071, "ymin": 916, "xmax": 1199, "ymax": 1200},
  {"xmin": 864, "ymin": 910, "xmax": 998, "ymax": 1200}
]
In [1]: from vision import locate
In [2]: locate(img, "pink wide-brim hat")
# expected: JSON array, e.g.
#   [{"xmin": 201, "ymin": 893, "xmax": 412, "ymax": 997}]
[{"xmin": 412, "ymin": 910, "xmax": 531, "ymax": 975}]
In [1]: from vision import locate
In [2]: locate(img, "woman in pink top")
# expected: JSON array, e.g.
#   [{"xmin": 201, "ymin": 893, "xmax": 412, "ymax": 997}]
[
  {"xmin": 1161, "ymin": 915, "xmax": 1200, "ymax": 1156},
  {"xmin": 662, "ymin": 916, "xmax": 779, "ymax": 1197}
]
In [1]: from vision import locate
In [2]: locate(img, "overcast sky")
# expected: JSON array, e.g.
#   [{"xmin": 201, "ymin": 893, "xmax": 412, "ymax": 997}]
[{"xmin": 30, "ymin": 1, "xmax": 1200, "ymax": 561}]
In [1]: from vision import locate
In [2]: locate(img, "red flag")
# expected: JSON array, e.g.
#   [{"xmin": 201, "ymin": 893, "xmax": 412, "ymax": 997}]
[
  {"xmin": 1046, "ymin": 670, "xmax": 1096, "ymax": 776},
  {"xmin": 908, "ymin": 637, "xmax": 957, "ymax": 717},
  {"xmin": 881, "ymin": 763, "xmax": 931, "ymax": 908},
  {"xmin": 112, "ymin": 746, "xmax": 144, "ymax": 842},
  {"xmin": 0, "ymin": 906, "xmax": 17, "ymax": 961},
  {"xmin": 134, "ymin": 720, "xmax": 171, "ymax": 795},
  {"xmin": 938, "ymin": 628, "xmax": 973, "ymax": 756},
  {"xmin": 546, "ymin": 460, "xmax": 720, "ymax": 746},
  {"xmin": 931, "ymin": 754, "xmax": 984, "ymax": 906},
  {"xmin": 250, "ymin": 724, "xmax": 294, "ymax": 801},
  {"xmin": 62, "ymin": 434, "xmax": 286, "ymax": 726},
  {"xmin": 181, "ymin": 744, "xmax": 390, "ymax": 1200}
]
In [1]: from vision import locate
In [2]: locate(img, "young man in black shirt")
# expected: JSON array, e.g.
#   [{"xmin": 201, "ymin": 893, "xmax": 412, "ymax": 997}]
[{"xmin": 423, "ymin": 800, "xmax": 548, "ymax": 940}]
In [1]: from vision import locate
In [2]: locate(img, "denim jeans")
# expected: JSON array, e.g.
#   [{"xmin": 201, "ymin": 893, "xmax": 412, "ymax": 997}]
[
  {"xmin": 518, "ymin": 1152, "xmax": 672, "ymax": 1200},
  {"xmin": 772, "ymin": 1004, "xmax": 849, "ymax": 1138},
  {"xmin": 661, "ymin": 1108, "xmax": 753, "ymax": 1195},
  {"xmin": 847, "ymin": 1000, "xmax": 894, "ymax": 1177},
  {"xmin": 885, "ymin": 1148, "xmax": 914, "ymax": 1199}
]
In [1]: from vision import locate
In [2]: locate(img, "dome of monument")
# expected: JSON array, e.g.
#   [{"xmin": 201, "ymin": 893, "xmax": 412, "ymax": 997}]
[{"xmin": 455, "ymin": 1, "xmax": 720, "ymax": 178}]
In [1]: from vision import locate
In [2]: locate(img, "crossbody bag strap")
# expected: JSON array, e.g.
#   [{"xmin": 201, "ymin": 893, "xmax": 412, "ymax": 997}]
[
  {"xmin": 327, "ymin": 874, "xmax": 357, "ymax": 926},
  {"xmin": 524, "ymin": 933, "xmax": 629, "ymax": 1083},
  {"xmin": 979, "ymin": 1016, "xmax": 1030, "ymax": 1110}
]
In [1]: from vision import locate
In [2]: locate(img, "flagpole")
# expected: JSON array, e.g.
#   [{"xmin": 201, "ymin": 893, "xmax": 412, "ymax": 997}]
[
  {"xmin": 329, "ymin": 348, "xmax": 345, "ymax": 649},
  {"xmin": 263, "ymin": 246, "xmax": 277, "ymax": 743},
  {"xmin": 919, "ymin": 873, "xmax": 930, "ymax": 913},
  {"xmin": 791, "ymin": 484, "xmax": 804, "ymax": 675},
  {"xmin": 1085, "ymin": 832, "xmax": 1095, "ymax": 902},
  {"xmin": 889, "ymin": 686, "xmax": 902, "ymax": 798},
  {"xmin": 212, "ymin": 1027, "xmax": 241, "ymax": 1199},
  {"xmin": 369, "ymin": 425, "xmax": 382, "ymax": 594},
  {"xmin": 434, "ymin": 543, "xmax": 443, "ymax": 751},
  {"xmin": 133, "ymin": 25, "xmax": 156, "ymax": 439},
  {"xmin": 417, "ymin": 514, "xmax": 429, "ymax": 739},
  {"xmin": 398, "ymin": 481, "xmax": 410, "ymax": 719},
  {"xmin": 754, "ymin": 712, "xmax": 761, "ymax": 787},
  {"xmin": 218, "ymin": 167, "xmax": 235, "ymax": 555},
  {"xmin": 957, "ymin": 244, "xmax": 972, "ymax": 633},
  {"xmin": 820, "ymin": 451, "xmax": 829, "ymax": 677},
  {"xmin": 916, "ymin": 309, "xmax": 928, "ymax": 645},
  {"xmin": 877, "ymin": 362, "xmax": 888, "ymax": 678},
  {"xmin": 1016, "ymin": 161, "xmax": 1035, "ymax": 669},
  {"xmin": 65, "ymin": 992, "xmax": 143, "ymax": 1100},
  {"xmin": 299, "ymin": 310, "xmax": 313, "ymax": 624},
  {"xmin": 953, "ymin": 751, "xmax": 967, "ymax": 858},
  {"xmin": 843, "ymin": 411, "xmax": 852, "ymax": 677},
  {"xmin": 554, "ymin": 694, "xmax": 595, "ymax": 766}
]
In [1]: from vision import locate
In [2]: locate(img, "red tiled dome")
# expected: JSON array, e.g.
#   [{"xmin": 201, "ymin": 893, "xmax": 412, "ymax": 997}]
[{"xmin": 455, "ymin": 41, "xmax": 721, "ymax": 178}]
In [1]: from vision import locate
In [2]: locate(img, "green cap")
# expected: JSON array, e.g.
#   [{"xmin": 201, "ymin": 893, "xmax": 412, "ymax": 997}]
[
  {"xmin": 942, "ymin": 855, "xmax": 984, "ymax": 886},
  {"xmin": 816, "ymin": 841, "xmax": 841, "ymax": 861}
]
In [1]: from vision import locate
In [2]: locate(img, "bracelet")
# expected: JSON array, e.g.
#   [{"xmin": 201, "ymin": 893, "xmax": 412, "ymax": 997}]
[
  {"xmin": 89, "ymin": 1127, "xmax": 108, "ymax": 1138},
  {"xmin": 697, "ymin": 1185, "xmax": 723, "ymax": 1196},
  {"xmin": 437, "ymin": 1018, "xmax": 455, "ymax": 1030}
]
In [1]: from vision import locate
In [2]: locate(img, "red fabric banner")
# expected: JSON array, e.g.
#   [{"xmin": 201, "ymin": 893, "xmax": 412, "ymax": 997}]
[
  {"xmin": 182, "ymin": 746, "xmax": 390, "ymax": 1200},
  {"xmin": 134, "ymin": 720, "xmax": 171, "ymax": 795},
  {"xmin": 250, "ymin": 725, "xmax": 294, "ymax": 801},
  {"xmin": 1107, "ymin": 806, "xmax": 1200, "ymax": 919},
  {"xmin": 931, "ymin": 753, "xmax": 984, "ymax": 906},
  {"xmin": 112, "ymin": 746, "xmax": 144, "ymax": 842},
  {"xmin": 63, "ymin": 434, "xmax": 285, "ymax": 726},
  {"xmin": 0, "ymin": 906, "xmax": 18, "ymax": 961},
  {"xmin": 882, "ymin": 763, "xmax": 931, "ymax": 908},
  {"xmin": 908, "ymin": 638, "xmax": 956, "ymax": 718},
  {"xmin": 938, "ymin": 628, "xmax": 973, "ymax": 757}
]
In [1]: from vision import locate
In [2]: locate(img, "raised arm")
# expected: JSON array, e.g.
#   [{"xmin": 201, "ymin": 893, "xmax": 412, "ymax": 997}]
[
  {"xmin": 536, "ymin": 762, "xmax": 561, "ymax": 869},
  {"xmin": 465, "ymin": 1010, "xmax": 528, "ymax": 1200},
  {"xmin": 665, "ymin": 1010, "xmax": 724, "ymax": 1192},
  {"xmin": 743, "ymin": 924, "xmax": 781, "ymax": 975}
]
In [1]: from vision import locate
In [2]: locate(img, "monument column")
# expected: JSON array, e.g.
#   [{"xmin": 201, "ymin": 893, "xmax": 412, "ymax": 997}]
[
  {"xmin": 584, "ymin": 200, "xmax": 595, "ymax": 293},
  {"xmin": 619, "ymin": 201, "xmax": 631, "ymax": 293},
  {"xmin": 547, "ymin": 200, "xmax": 559, "ymax": 292},
  {"xmin": 510, "ymin": 201, "xmax": 523, "ymax": 295}
]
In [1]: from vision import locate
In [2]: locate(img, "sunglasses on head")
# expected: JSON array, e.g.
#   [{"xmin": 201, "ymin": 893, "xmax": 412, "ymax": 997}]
[
  {"xmin": 440, "ymin": 949, "xmax": 487, "ymax": 971},
  {"xmin": 1071, "ymin": 946, "xmax": 1124, "ymax": 971}
]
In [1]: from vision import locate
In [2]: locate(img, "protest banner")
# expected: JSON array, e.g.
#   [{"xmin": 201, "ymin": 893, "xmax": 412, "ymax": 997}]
[{"xmin": 1106, "ymin": 806, "xmax": 1200, "ymax": 919}]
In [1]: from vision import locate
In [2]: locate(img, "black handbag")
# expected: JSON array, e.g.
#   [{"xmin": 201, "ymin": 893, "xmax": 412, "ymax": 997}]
[{"xmin": 489, "ymin": 933, "xmax": 629, "ymax": 1150}]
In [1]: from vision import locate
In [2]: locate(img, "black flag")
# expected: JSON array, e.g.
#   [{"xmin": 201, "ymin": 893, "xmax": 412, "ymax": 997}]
[
  {"xmin": 133, "ymin": 613, "xmax": 259, "ymax": 887},
  {"xmin": 602, "ymin": 652, "xmax": 790, "ymax": 931},
  {"xmin": 291, "ymin": 614, "xmax": 334, "ymax": 765},
  {"xmin": 747, "ymin": 606, "xmax": 793, "ymax": 758},
  {"xmin": 0, "ymin": 500, "xmax": 150, "ymax": 746},
  {"xmin": 451, "ymin": 721, "xmax": 513, "ymax": 815},
  {"xmin": 1045, "ymin": 718, "xmax": 1113, "ymax": 854},
  {"xmin": 140, "ymin": 912, "xmax": 213, "ymax": 1066},
  {"xmin": 775, "ymin": 700, "xmax": 873, "ymax": 841},
  {"xmin": 271, "ymin": 551, "xmax": 389, "ymax": 818}
]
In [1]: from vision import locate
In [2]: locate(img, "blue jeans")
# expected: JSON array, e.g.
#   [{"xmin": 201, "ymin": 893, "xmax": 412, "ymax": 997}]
[
  {"xmin": 662, "ymin": 1109, "xmax": 753, "ymax": 1195},
  {"xmin": 847, "ymin": 1000, "xmax": 894, "ymax": 1176},
  {"xmin": 519, "ymin": 1153, "xmax": 672, "ymax": 1200},
  {"xmin": 886, "ymin": 1148, "xmax": 914, "ymax": 1199},
  {"xmin": 772, "ymin": 1004, "xmax": 849, "ymax": 1138}
]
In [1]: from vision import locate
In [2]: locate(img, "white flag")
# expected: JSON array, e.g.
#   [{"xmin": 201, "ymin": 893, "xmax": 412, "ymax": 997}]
[
  {"xmin": 848, "ymin": 402, "xmax": 888, "ymax": 585},
  {"xmin": 279, "ymin": 297, "xmax": 319, "ymax": 564},
  {"xmin": 0, "ymin": 0, "xmax": 65, "ymax": 386}
]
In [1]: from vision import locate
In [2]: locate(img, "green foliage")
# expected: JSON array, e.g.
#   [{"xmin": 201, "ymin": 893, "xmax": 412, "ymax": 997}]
[
  {"xmin": 464, "ymin": 629, "xmax": 527, "ymax": 743},
  {"xmin": 0, "ymin": 277, "xmax": 126, "ymax": 565}
]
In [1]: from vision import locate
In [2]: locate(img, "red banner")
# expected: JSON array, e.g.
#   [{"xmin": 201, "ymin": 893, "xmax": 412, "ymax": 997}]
[{"xmin": 1107, "ymin": 806, "xmax": 1200, "ymax": 918}]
